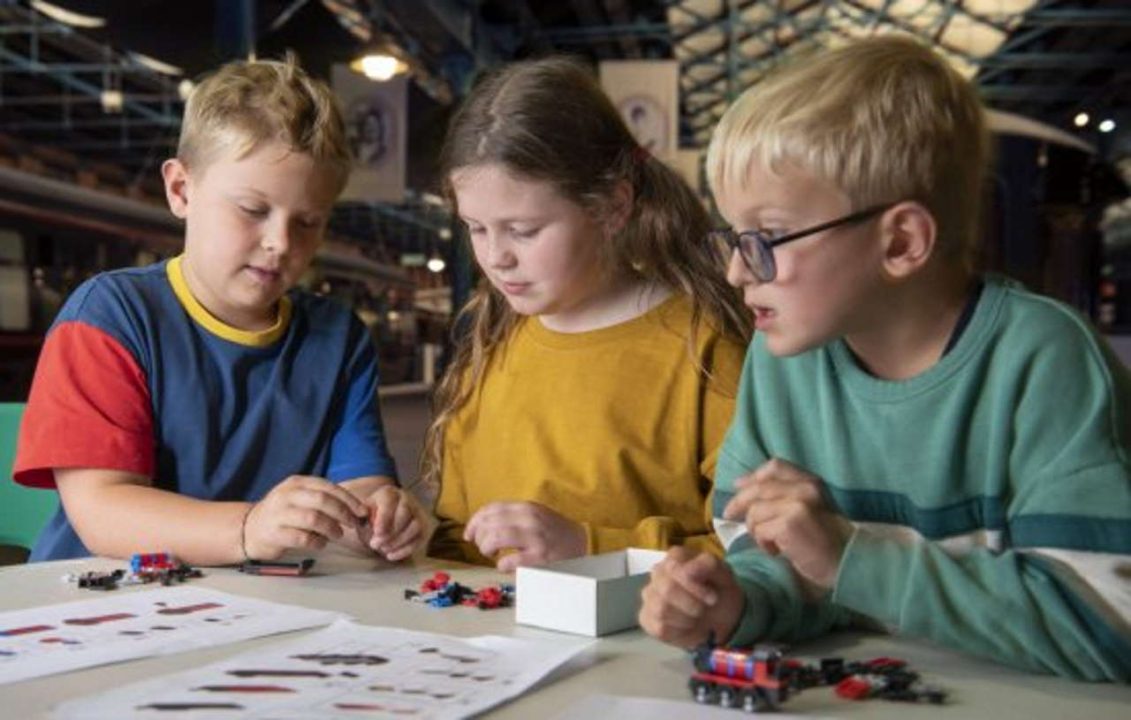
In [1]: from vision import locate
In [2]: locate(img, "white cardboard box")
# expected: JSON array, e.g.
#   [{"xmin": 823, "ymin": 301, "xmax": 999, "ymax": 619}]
[{"xmin": 515, "ymin": 548, "xmax": 666, "ymax": 637}]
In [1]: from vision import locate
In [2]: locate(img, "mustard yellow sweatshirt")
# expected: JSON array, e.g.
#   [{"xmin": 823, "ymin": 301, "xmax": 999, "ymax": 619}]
[{"xmin": 429, "ymin": 294, "xmax": 746, "ymax": 565}]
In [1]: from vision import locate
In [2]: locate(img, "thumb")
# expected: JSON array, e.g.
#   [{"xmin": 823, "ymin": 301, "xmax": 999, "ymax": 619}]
[
  {"xmin": 496, "ymin": 548, "xmax": 533, "ymax": 574},
  {"xmin": 673, "ymin": 551, "xmax": 722, "ymax": 606}
]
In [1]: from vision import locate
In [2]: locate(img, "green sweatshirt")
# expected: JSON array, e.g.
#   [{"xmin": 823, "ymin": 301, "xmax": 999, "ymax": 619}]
[{"xmin": 714, "ymin": 275, "xmax": 1131, "ymax": 681}]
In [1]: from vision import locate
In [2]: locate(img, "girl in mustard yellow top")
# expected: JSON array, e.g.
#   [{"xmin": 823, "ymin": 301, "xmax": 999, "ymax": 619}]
[{"xmin": 425, "ymin": 57, "xmax": 751, "ymax": 572}]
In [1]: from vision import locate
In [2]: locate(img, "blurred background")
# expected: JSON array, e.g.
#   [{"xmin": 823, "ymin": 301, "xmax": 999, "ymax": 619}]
[{"xmin": 0, "ymin": 0, "xmax": 1129, "ymax": 477}]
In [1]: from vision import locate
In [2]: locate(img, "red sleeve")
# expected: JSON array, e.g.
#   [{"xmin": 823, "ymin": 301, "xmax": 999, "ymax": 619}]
[{"xmin": 14, "ymin": 321, "xmax": 155, "ymax": 488}]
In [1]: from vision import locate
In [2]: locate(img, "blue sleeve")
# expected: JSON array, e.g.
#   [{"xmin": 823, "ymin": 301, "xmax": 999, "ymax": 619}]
[{"xmin": 325, "ymin": 319, "xmax": 398, "ymax": 482}]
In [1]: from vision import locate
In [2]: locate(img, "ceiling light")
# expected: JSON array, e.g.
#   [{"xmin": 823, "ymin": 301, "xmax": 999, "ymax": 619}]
[
  {"xmin": 129, "ymin": 52, "xmax": 184, "ymax": 77},
  {"xmin": 426, "ymin": 255, "xmax": 446, "ymax": 273},
  {"xmin": 350, "ymin": 53, "xmax": 408, "ymax": 82},
  {"xmin": 30, "ymin": 1, "xmax": 105, "ymax": 28},
  {"xmin": 100, "ymin": 89, "xmax": 124, "ymax": 114},
  {"xmin": 1099, "ymin": 119, "xmax": 1116, "ymax": 134},
  {"xmin": 1073, "ymin": 112, "xmax": 1089, "ymax": 128}
]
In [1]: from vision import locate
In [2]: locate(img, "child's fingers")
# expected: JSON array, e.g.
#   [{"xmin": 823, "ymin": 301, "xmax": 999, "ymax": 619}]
[
  {"xmin": 389, "ymin": 496, "xmax": 417, "ymax": 534},
  {"xmin": 463, "ymin": 506, "xmax": 494, "ymax": 545},
  {"xmin": 273, "ymin": 525, "xmax": 330, "ymax": 552},
  {"xmin": 476, "ymin": 523, "xmax": 527, "ymax": 558},
  {"xmin": 722, "ymin": 486, "xmax": 759, "ymax": 521},
  {"xmin": 749, "ymin": 510, "xmax": 787, "ymax": 556},
  {"xmin": 291, "ymin": 475, "xmax": 370, "ymax": 520},
  {"xmin": 658, "ymin": 576, "xmax": 712, "ymax": 619},
  {"xmin": 640, "ymin": 571, "xmax": 710, "ymax": 643},
  {"xmin": 282, "ymin": 481, "xmax": 368, "ymax": 532},
  {"xmin": 378, "ymin": 518, "xmax": 422, "ymax": 562},
  {"xmin": 671, "ymin": 554, "xmax": 721, "ymax": 606},
  {"xmin": 279, "ymin": 504, "xmax": 347, "ymax": 541},
  {"xmin": 380, "ymin": 518, "xmax": 422, "ymax": 558},
  {"xmin": 496, "ymin": 547, "xmax": 542, "ymax": 573},
  {"xmin": 725, "ymin": 474, "xmax": 825, "ymax": 521},
  {"xmin": 369, "ymin": 494, "xmax": 398, "ymax": 541},
  {"xmin": 735, "ymin": 459, "xmax": 810, "ymax": 488},
  {"xmin": 495, "ymin": 552, "xmax": 522, "ymax": 573},
  {"xmin": 463, "ymin": 502, "xmax": 504, "ymax": 542},
  {"xmin": 381, "ymin": 538, "xmax": 419, "ymax": 562},
  {"xmin": 381, "ymin": 542, "xmax": 416, "ymax": 563}
]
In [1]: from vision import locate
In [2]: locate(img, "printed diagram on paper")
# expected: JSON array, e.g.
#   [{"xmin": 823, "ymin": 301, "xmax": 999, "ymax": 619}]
[
  {"xmin": 0, "ymin": 586, "xmax": 343, "ymax": 685},
  {"xmin": 54, "ymin": 620, "xmax": 590, "ymax": 720}
]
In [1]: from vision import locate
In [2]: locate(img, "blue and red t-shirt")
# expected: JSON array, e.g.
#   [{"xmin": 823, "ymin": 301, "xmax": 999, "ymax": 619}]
[{"xmin": 14, "ymin": 256, "xmax": 397, "ymax": 561}]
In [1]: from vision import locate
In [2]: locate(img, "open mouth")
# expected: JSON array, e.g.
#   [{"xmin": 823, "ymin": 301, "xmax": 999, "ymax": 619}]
[{"xmin": 751, "ymin": 305, "xmax": 776, "ymax": 327}]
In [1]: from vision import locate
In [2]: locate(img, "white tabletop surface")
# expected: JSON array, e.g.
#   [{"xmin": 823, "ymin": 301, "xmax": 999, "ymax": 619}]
[{"xmin": 1, "ymin": 549, "xmax": 1128, "ymax": 719}]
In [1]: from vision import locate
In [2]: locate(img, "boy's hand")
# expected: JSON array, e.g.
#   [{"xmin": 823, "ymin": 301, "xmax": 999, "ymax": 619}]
[
  {"xmin": 639, "ymin": 547, "xmax": 745, "ymax": 648},
  {"xmin": 244, "ymin": 475, "xmax": 369, "ymax": 560},
  {"xmin": 723, "ymin": 458, "xmax": 854, "ymax": 597},
  {"xmin": 463, "ymin": 501, "xmax": 586, "ymax": 573},
  {"xmin": 361, "ymin": 485, "xmax": 424, "ymax": 562}
]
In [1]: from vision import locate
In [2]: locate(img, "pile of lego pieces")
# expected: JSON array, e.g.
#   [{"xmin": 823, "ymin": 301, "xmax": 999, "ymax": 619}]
[
  {"xmin": 786, "ymin": 656, "xmax": 948, "ymax": 704},
  {"xmin": 65, "ymin": 552, "xmax": 204, "ymax": 591},
  {"xmin": 403, "ymin": 571, "xmax": 515, "ymax": 610}
]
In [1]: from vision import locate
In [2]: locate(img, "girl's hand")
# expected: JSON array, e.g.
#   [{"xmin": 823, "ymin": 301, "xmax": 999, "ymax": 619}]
[
  {"xmin": 362, "ymin": 485, "xmax": 425, "ymax": 562},
  {"xmin": 243, "ymin": 475, "xmax": 368, "ymax": 560},
  {"xmin": 464, "ymin": 501, "xmax": 587, "ymax": 572}
]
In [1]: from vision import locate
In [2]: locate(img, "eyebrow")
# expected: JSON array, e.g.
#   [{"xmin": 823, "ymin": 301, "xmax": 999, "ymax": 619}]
[{"xmin": 459, "ymin": 215, "xmax": 543, "ymax": 225}]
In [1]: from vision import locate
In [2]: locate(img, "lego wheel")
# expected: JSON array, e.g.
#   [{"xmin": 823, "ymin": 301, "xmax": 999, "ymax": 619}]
[
  {"xmin": 689, "ymin": 679, "xmax": 713, "ymax": 705},
  {"xmin": 742, "ymin": 691, "xmax": 759, "ymax": 713},
  {"xmin": 718, "ymin": 688, "xmax": 735, "ymax": 708}
]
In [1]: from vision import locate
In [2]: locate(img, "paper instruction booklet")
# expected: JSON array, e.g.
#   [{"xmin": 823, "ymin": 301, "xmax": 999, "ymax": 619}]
[
  {"xmin": 54, "ymin": 619, "xmax": 592, "ymax": 719},
  {"xmin": 0, "ymin": 586, "xmax": 344, "ymax": 685}
]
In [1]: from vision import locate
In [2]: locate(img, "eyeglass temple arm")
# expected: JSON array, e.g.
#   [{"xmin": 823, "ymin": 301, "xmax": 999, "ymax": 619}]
[{"xmin": 766, "ymin": 204, "xmax": 894, "ymax": 248}]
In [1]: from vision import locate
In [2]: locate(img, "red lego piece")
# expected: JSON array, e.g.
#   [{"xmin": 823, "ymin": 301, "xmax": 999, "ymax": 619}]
[
  {"xmin": 473, "ymin": 587, "xmax": 503, "ymax": 609},
  {"xmin": 420, "ymin": 572, "xmax": 451, "ymax": 593},
  {"xmin": 863, "ymin": 657, "xmax": 907, "ymax": 671},
  {"xmin": 836, "ymin": 676, "xmax": 875, "ymax": 700}
]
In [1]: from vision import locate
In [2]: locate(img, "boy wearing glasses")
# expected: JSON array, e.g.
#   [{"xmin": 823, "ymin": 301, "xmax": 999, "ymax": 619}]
[{"xmin": 639, "ymin": 36, "xmax": 1131, "ymax": 680}]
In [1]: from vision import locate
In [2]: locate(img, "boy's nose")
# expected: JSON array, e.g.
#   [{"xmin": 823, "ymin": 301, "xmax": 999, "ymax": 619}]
[
  {"xmin": 724, "ymin": 247, "xmax": 754, "ymax": 288},
  {"xmin": 261, "ymin": 222, "xmax": 292, "ymax": 255}
]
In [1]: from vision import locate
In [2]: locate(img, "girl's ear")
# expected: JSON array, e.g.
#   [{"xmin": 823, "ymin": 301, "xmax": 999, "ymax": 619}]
[
  {"xmin": 162, "ymin": 159, "xmax": 191, "ymax": 220},
  {"xmin": 879, "ymin": 201, "xmax": 937, "ymax": 279},
  {"xmin": 605, "ymin": 179, "xmax": 635, "ymax": 235}
]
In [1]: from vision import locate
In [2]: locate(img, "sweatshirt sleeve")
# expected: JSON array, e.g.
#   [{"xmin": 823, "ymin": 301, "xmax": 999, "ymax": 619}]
[
  {"xmin": 832, "ymin": 328, "xmax": 1131, "ymax": 682},
  {"xmin": 714, "ymin": 445, "xmax": 855, "ymax": 646}
]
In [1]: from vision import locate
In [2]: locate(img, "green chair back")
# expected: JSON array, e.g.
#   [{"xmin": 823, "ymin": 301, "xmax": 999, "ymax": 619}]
[{"xmin": 1, "ymin": 403, "xmax": 59, "ymax": 559}]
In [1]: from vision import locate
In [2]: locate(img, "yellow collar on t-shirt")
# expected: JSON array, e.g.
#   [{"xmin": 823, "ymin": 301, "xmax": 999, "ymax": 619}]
[{"xmin": 166, "ymin": 255, "xmax": 292, "ymax": 347}]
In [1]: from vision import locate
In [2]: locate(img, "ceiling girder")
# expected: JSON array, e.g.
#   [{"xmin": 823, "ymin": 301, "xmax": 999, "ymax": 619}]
[{"xmin": 663, "ymin": 0, "xmax": 1131, "ymax": 144}]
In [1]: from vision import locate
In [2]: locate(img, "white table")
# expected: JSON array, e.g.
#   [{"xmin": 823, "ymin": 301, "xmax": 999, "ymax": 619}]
[{"xmin": 1, "ymin": 550, "xmax": 1128, "ymax": 718}]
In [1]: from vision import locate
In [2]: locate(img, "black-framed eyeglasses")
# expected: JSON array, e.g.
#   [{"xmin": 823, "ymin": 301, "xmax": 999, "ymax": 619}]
[{"xmin": 710, "ymin": 203, "xmax": 895, "ymax": 282}]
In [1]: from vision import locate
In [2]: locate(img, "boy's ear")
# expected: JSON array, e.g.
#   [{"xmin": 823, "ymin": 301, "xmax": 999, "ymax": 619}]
[
  {"xmin": 879, "ymin": 201, "xmax": 936, "ymax": 279},
  {"xmin": 161, "ymin": 159, "xmax": 190, "ymax": 220}
]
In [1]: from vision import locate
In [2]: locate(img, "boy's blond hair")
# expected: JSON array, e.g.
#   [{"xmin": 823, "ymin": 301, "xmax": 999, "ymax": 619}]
[
  {"xmin": 177, "ymin": 53, "xmax": 351, "ymax": 191},
  {"xmin": 706, "ymin": 35, "xmax": 989, "ymax": 266}
]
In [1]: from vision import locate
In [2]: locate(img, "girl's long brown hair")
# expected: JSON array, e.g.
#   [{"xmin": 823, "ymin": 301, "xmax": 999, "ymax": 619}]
[{"xmin": 420, "ymin": 56, "xmax": 751, "ymax": 491}]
